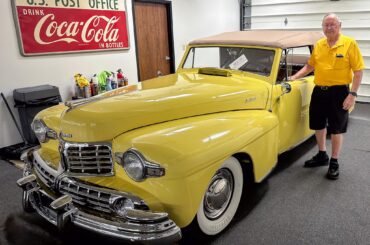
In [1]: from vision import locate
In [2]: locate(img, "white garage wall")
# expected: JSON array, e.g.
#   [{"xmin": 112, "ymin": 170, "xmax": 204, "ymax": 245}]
[
  {"xmin": 249, "ymin": 0, "xmax": 370, "ymax": 102},
  {"xmin": 0, "ymin": 0, "xmax": 239, "ymax": 148},
  {"xmin": 172, "ymin": 0, "xmax": 240, "ymax": 67}
]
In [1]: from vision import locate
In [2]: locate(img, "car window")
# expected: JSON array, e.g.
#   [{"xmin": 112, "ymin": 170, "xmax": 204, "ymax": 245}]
[
  {"xmin": 277, "ymin": 46, "xmax": 313, "ymax": 82},
  {"xmin": 183, "ymin": 46, "xmax": 275, "ymax": 77}
]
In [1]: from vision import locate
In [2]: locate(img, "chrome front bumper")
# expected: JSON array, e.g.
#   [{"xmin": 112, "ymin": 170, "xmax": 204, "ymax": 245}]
[{"xmin": 17, "ymin": 150, "xmax": 182, "ymax": 243}]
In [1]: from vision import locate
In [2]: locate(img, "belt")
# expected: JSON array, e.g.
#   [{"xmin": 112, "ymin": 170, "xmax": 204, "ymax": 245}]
[{"xmin": 316, "ymin": 85, "xmax": 349, "ymax": 90}]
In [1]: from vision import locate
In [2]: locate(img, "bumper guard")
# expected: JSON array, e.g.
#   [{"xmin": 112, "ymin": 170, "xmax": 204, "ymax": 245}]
[{"xmin": 17, "ymin": 150, "xmax": 182, "ymax": 244}]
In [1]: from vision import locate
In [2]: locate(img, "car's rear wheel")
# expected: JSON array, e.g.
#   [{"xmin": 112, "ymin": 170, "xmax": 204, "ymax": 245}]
[{"xmin": 196, "ymin": 156, "xmax": 243, "ymax": 235}]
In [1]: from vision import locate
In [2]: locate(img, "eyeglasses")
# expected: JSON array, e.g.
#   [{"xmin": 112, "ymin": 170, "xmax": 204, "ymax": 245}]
[{"xmin": 322, "ymin": 24, "xmax": 340, "ymax": 29}]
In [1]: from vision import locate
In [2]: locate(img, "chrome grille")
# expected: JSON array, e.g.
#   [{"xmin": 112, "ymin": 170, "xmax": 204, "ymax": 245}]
[
  {"xmin": 33, "ymin": 158, "xmax": 56, "ymax": 185},
  {"xmin": 64, "ymin": 143, "xmax": 113, "ymax": 175},
  {"xmin": 59, "ymin": 178, "xmax": 112, "ymax": 213}
]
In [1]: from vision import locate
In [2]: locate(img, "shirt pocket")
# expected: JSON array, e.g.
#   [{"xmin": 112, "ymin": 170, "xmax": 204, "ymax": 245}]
[{"xmin": 333, "ymin": 56, "xmax": 349, "ymax": 69}]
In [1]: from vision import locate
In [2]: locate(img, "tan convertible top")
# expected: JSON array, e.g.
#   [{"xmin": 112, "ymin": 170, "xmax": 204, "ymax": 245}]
[{"xmin": 189, "ymin": 30, "xmax": 324, "ymax": 49}]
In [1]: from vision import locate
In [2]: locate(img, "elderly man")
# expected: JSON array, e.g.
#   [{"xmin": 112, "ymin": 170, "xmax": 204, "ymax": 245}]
[{"xmin": 289, "ymin": 13, "xmax": 365, "ymax": 180}]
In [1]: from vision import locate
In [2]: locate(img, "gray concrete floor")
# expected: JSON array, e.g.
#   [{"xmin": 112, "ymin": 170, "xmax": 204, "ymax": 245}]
[{"xmin": 0, "ymin": 103, "xmax": 369, "ymax": 245}]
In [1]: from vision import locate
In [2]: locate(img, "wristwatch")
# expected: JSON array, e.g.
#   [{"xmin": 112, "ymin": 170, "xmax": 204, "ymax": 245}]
[{"xmin": 349, "ymin": 91, "xmax": 358, "ymax": 97}]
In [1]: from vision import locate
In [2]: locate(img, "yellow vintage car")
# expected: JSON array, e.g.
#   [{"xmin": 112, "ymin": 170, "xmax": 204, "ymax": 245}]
[{"xmin": 17, "ymin": 31, "xmax": 323, "ymax": 243}]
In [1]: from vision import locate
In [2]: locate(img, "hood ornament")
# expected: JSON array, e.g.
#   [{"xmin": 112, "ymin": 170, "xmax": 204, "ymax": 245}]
[{"xmin": 65, "ymin": 98, "xmax": 91, "ymax": 110}]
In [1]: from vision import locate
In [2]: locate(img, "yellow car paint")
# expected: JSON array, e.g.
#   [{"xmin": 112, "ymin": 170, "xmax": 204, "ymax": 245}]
[{"xmin": 34, "ymin": 43, "xmax": 316, "ymax": 229}]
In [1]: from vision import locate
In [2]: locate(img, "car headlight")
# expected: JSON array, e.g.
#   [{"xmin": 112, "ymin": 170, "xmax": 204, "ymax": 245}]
[
  {"xmin": 123, "ymin": 151, "xmax": 145, "ymax": 181},
  {"xmin": 31, "ymin": 119, "xmax": 57, "ymax": 143},
  {"xmin": 115, "ymin": 149, "xmax": 165, "ymax": 182}
]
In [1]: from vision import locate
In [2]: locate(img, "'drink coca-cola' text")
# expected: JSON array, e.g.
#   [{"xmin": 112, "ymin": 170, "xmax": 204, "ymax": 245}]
[{"xmin": 34, "ymin": 14, "xmax": 120, "ymax": 44}]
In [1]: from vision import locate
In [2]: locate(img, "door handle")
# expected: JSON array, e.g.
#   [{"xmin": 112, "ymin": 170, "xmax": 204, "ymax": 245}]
[{"xmin": 165, "ymin": 56, "xmax": 171, "ymax": 61}]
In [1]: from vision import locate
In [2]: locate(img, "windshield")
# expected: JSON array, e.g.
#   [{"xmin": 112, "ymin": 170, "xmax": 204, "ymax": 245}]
[{"xmin": 183, "ymin": 47, "xmax": 275, "ymax": 76}]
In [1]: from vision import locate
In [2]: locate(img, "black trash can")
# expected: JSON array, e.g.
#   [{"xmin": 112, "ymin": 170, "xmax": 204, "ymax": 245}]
[{"xmin": 13, "ymin": 85, "xmax": 62, "ymax": 144}]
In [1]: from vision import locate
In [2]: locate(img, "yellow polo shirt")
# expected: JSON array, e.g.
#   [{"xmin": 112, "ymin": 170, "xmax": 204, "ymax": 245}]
[{"xmin": 308, "ymin": 34, "xmax": 365, "ymax": 86}]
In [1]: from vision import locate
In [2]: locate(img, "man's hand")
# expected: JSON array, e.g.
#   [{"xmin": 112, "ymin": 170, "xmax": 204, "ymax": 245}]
[
  {"xmin": 288, "ymin": 75, "xmax": 295, "ymax": 81},
  {"xmin": 288, "ymin": 64, "xmax": 314, "ymax": 81},
  {"xmin": 343, "ymin": 94, "xmax": 356, "ymax": 110}
]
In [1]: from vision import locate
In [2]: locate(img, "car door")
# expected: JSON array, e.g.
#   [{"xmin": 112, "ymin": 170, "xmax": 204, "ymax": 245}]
[{"xmin": 273, "ymin": 47, "xmax": 315, "ymax": 153}]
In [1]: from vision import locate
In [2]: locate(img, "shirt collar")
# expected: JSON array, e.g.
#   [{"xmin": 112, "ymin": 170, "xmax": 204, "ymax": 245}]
[{"xmin": 325, "ymin": 34, "xmax": 344, "ymax": 49}]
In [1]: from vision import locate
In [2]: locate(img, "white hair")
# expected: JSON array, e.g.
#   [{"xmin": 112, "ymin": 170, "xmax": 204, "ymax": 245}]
[{"xmin": 322, "ymin": 13, "xmax": 342, "ymax": 24}]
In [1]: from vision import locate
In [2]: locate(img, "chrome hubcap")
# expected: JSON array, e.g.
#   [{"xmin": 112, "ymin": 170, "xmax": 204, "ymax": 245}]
[{"xmin": 203, "ymin": 168, "xmax": 234, "ymax": 220}]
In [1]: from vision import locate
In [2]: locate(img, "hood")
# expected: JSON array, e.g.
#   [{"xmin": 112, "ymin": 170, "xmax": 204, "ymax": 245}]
[{"xmin": 60, "ymin": 73, "xmax": 269, "ymax": 142}]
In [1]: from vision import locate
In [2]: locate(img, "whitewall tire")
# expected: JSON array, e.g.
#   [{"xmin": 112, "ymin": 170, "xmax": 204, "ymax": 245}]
[{"xmin": 196, "ymin": 156, "xmax": 243, "ymax": 235}]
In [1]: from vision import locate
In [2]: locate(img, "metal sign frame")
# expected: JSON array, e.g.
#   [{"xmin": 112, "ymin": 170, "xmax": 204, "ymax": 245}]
[{"xmin": 11, "ymin": 0, "xmax": 130, "ymax": 56}]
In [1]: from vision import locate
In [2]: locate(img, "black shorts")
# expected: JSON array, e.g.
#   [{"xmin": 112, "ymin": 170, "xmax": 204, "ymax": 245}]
[{"xmin": 309, "ymin": 85, "xmax": 349, "ymax": 134}]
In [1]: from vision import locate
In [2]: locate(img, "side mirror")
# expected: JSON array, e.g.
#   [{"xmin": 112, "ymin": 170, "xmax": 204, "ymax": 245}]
[
  {"xmin": 269, "ymin": 81, "xmax": 293, "ymax": 112},
  {"xmin": 281, "ymin": 82, "xmax": 292, "ymax": 94}
]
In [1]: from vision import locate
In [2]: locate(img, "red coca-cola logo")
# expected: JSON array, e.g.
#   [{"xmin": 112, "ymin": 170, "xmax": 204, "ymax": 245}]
[
  {"xmin": 16, "ymin": 6, "xmax": 129, "ymax": 55},
  {"xmin": 34, "ymin": 14, "xmax": 120, "ymax": 44}
]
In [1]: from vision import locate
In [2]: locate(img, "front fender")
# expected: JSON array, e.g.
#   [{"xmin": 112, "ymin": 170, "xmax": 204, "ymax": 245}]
[{"xmin": 83, "ymin": 110, "xmax": 278, "ymax": 228}]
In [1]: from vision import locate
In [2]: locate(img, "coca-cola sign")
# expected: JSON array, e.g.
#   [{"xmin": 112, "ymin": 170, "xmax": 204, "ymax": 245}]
[{"xmin": 12, "ymin": 0, "xmax": 129, "ymax": 56}]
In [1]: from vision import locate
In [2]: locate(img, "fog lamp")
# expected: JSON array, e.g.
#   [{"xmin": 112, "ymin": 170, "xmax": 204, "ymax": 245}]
[{"xmin": 110, "ymin": 197, "xmax": 134, "ymax": 217}]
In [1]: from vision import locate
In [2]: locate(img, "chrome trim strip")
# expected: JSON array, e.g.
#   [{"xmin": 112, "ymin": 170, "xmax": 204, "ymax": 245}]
[
  {"xmin": 33, "ymin": 151, "xmax": 59, "ymax": 177},
  {"xmin": 58, "ymin": 176, "xmax": 143, "ymax": 204},
  {"xmin": 74, "ymin": 212, "xmax": 181, "ymax": 242},
  {"xmin": 65, "ymin": 96, "xmax": 103, "ymax": 110},
  {"xmin": 64, "ymin": 85, "xmax": 137, "ymax": 112},
  {"xmin": 124, "ymin": 209, "xmax": 168, "ymax": 222},
  {"xmin": 32, "ymin": 150, "xmax": 60, "ymax": 188}
]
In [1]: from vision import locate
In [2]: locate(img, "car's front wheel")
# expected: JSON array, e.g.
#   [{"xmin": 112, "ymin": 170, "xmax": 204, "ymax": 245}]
[{"xmin": 196, "ymin": 156, "xmax": 243, "ymax": 235}]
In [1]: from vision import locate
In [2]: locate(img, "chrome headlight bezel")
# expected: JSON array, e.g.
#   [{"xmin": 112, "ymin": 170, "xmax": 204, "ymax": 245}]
[
  {"xmin": 31, "ymin": 119, "xmax": 57, "ymax": 143},
  {"xmin": 115, "ymin": 149, "xmax": 165, "ymax": 182}
]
